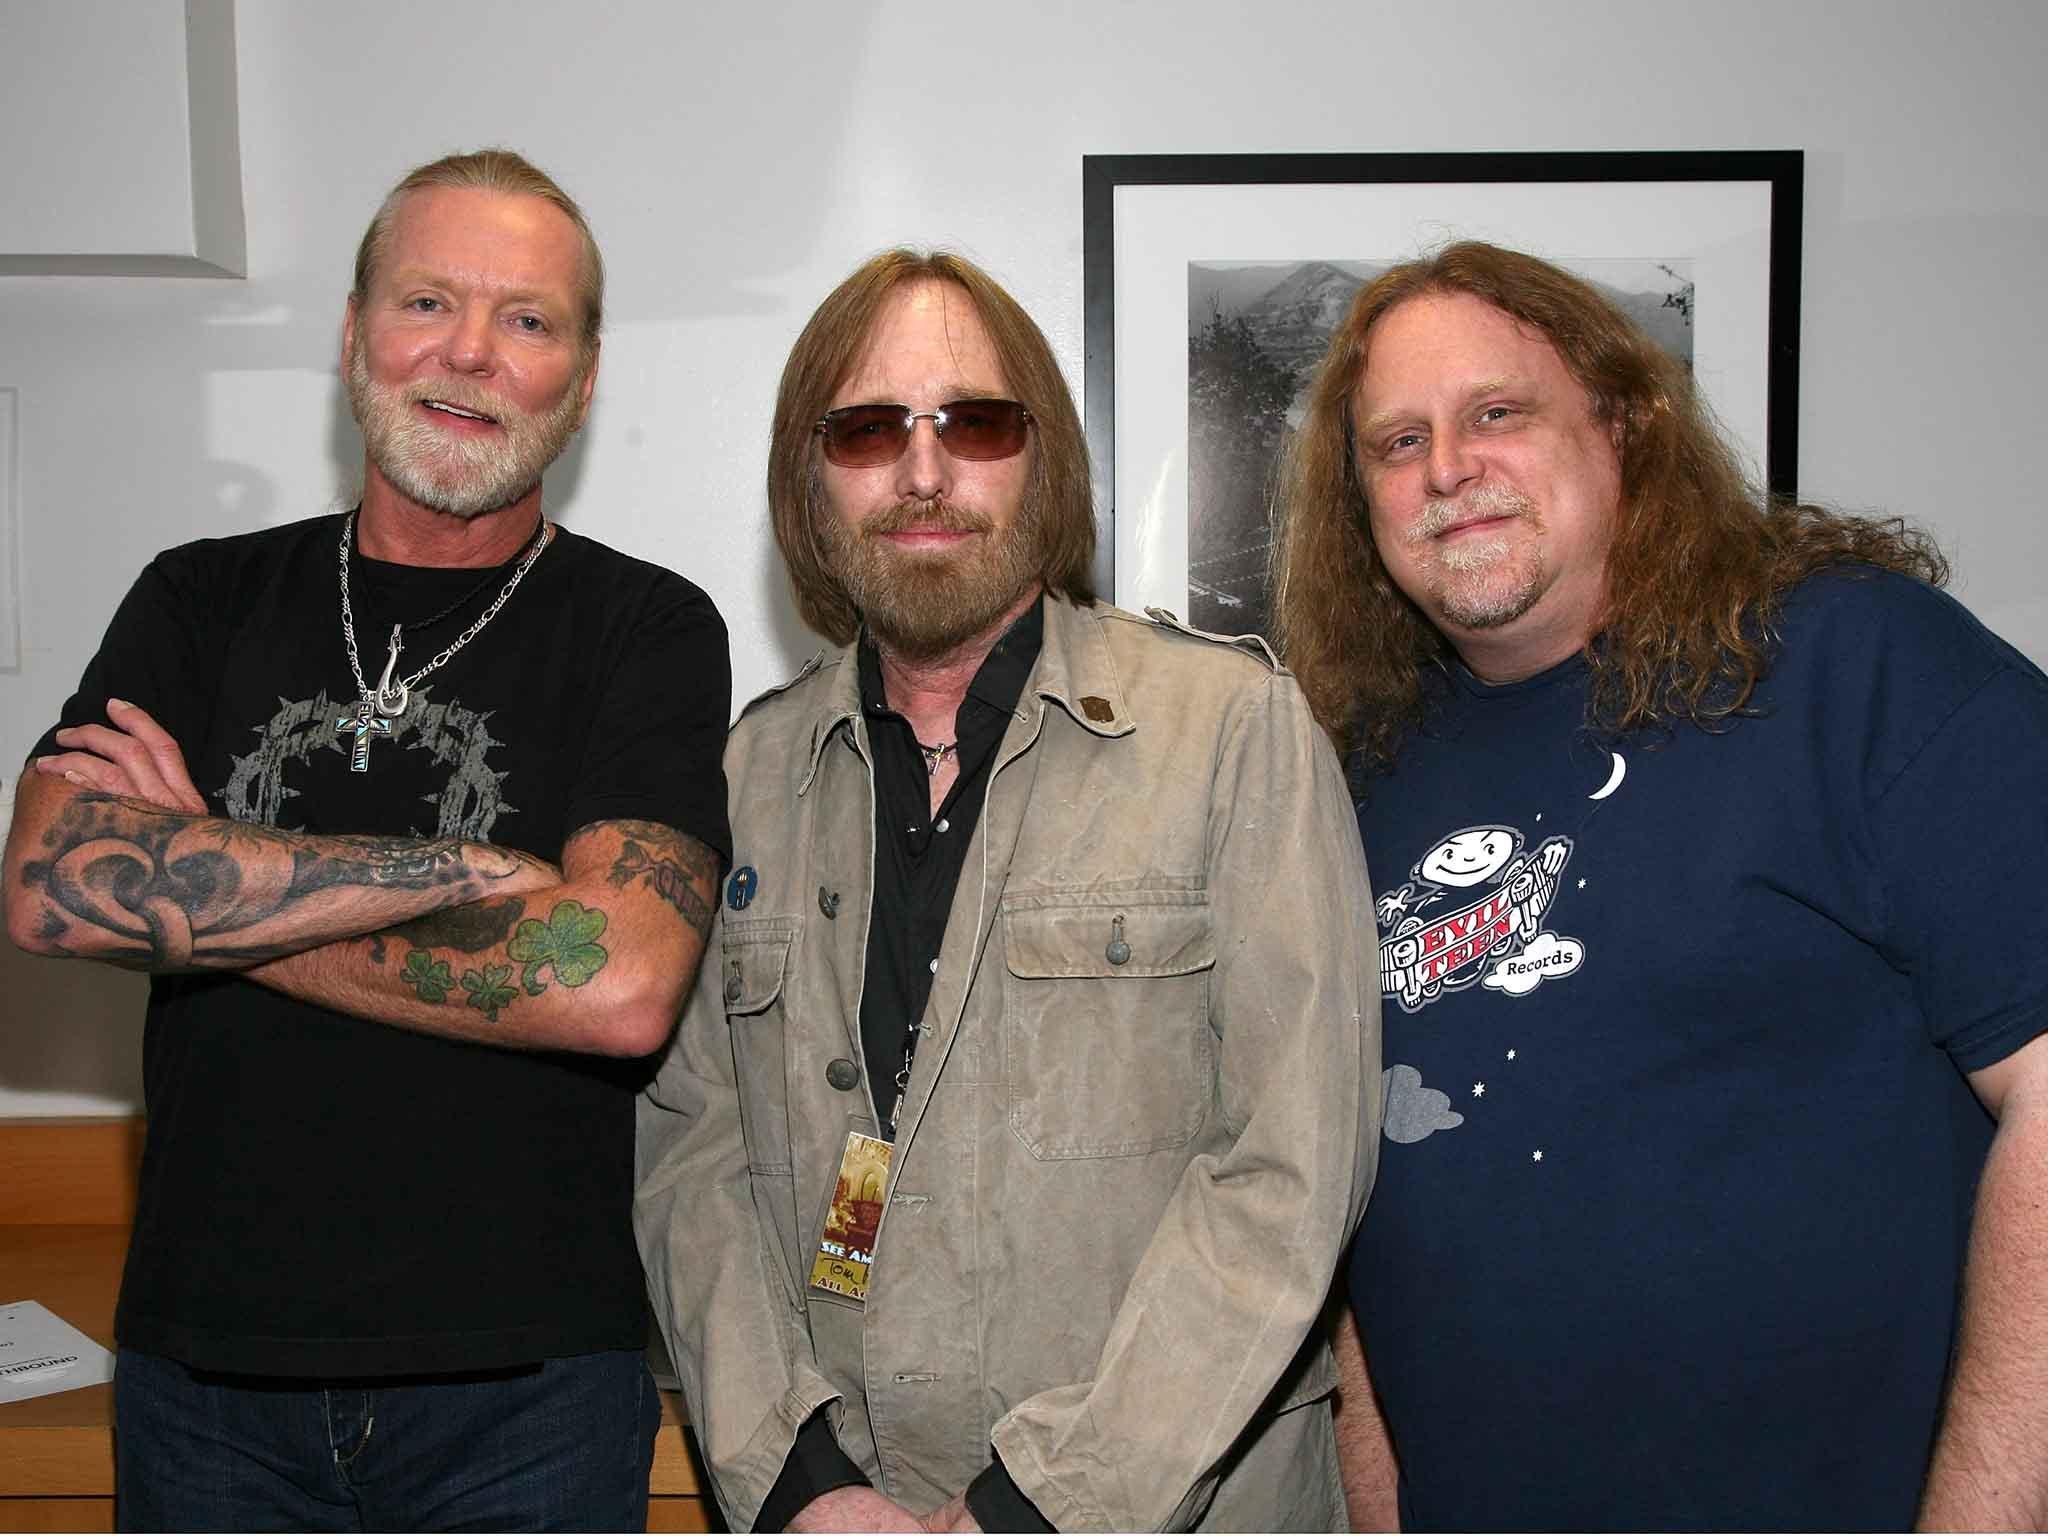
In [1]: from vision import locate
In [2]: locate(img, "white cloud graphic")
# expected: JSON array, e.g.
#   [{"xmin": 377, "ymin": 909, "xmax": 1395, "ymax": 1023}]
[{"xmin": 1482, "ymin": 931, "xmax": 1584, "ymax": 997}]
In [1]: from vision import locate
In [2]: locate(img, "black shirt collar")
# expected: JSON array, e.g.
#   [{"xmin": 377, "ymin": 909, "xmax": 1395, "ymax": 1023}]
[{"xmin": 856, "ymin": 597, "xmax": 1045, "ymax": 725}]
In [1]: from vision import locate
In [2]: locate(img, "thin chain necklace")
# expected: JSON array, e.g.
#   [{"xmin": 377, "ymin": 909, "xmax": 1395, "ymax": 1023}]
[
  {"xmin": 916, "ymin": 739, "xmax": 955, "ymax": 776},
  {"xmin": 333, "ymin": 511, "xmax": 552, "ymax": 771}
]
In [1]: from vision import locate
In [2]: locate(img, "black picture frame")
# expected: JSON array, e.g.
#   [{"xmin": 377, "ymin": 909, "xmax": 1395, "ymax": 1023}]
[{"xmin": 1080, "ymin": 150, "xmax": 1804, "ymax": 610}]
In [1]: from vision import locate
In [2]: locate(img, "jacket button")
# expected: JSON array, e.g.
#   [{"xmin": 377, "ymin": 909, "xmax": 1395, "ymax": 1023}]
[
  {"xmin": 1106, "ymin": 914, "xmax": 1132, "ymax": 966},
  {"xmin": 723, "ymin": 962, "xmax": 743, "ymax": 1002},
  {"xmin": 826, "ymin": 1058, "xmax": 860, "ymax": 1091},
  {"xmin": 819, "ymin": 886, "xmax": 840, "ymax": 919}
]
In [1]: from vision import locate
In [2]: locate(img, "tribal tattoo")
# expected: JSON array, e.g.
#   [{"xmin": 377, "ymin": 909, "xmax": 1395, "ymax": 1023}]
[
  {"xmin": 603, "ymin": 820, "xmax": 719, "ymax": 938},
  {"xmin": 20, "ymin": 792, "xmax": 527, "ymax": 969}
]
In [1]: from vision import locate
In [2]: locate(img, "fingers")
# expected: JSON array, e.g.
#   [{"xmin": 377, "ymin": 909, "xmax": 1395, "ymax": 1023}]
[
  {"xmin": 35, "ymin": 748, "xmax": 151, "ymax": 801},
  {"xmin": 48, "ymin": 723, "xmax": 177, "ymax": 807},
  {"xmin": 104, "ymin": 698, "xmax": 208, "ymax": 813},
  {"xmin": 43, "ymin": 699, "xmax": 209, "ymax": 816}
]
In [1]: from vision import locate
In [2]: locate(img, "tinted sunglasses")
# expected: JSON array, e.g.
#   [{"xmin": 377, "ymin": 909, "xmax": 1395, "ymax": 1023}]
[{"xmin": 815, "ymin": 398, "xmax": 1034, "ymax": 468}]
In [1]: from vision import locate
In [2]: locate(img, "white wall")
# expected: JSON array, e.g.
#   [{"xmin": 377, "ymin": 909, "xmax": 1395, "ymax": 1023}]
[{"xmin": 4, "ymin": 0, "xmax": 2045, "ymax": 1114}]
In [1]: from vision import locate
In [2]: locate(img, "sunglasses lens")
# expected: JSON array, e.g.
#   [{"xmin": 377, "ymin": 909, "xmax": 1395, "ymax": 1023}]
[
  {"xmin": 817, "ymin": 399, "xmax": 1032, "ymax": 466},
  {"xmin": 938, "ymin": 399, "xmax": 1031, "ymax": 460},
  {"xmin": 820, "ymin": 405, "xmax": 911, "ymax": 467}
]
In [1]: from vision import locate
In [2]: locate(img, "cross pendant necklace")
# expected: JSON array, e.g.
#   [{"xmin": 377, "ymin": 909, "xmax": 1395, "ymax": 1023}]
[
  {"xmin": 332, "ymin": 511, "xmax": 551, "ymax": 772},
  {"xmin": 335, "ymin": 693, "xmax": 395, "ymax": 771},
  {"xmin": 332, "ymin": 621, "xmax": 408, "ymax": 770}
]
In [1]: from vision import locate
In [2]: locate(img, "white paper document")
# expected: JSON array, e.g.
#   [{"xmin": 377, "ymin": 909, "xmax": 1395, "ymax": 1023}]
[{"xmin": 0, "ymin": 1299, "xmax": 115, "ymax": 1404}]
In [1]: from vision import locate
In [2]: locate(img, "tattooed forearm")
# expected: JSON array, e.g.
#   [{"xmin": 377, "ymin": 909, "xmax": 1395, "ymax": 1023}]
[
  {"xmin": 385, "ymin": 898, "xmax": 610, "ymax": 1023},
  {"xmin": 18, "ymin": 791, "xmax": 536, "ymax": 970},
  {"xmin": 604, "ymin": 820, "xmax": 719, "ymax": 937},
  {"xmin": 382, "ymin": 896, "xmax": 528, "ymax": 955}
]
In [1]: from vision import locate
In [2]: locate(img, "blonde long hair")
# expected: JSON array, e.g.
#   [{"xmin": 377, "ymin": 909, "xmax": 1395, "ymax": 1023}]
[{"xmin": 1273, "ymin": 242, "xmax": 1947, "ymax": 767}]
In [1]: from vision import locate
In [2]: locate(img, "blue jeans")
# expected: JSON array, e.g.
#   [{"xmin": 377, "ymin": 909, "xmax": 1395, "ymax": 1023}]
[{"xmin": 113, "ymin": 1348, "xmax": 660, "ymax": 1532}]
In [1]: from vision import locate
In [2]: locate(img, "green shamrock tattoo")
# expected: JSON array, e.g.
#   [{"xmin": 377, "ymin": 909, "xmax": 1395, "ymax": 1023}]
[
  {"xmin": 507, "ymin": 899, "xmax": 610, "ymax": 995},
  {"xmin": 461, "ymin": 963, "xmax": 518, "ymax": 1022},
  {"xmin": 400, "ymin": 949, "xmax": 455, "ymax": 1004}
]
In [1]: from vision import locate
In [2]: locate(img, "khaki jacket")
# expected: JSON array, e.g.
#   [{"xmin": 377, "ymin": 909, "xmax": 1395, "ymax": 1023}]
[{"xmin": 636, "ymin": 598, "xmax": 1380, "ymax": 1531}]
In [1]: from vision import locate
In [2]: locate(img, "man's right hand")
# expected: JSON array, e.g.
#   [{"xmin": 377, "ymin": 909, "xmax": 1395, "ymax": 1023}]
[
  {"xmin": 36, "ymin": 697, "xmax": 207, "ymax": 813},
  {"xmin": 786, "ymin": 1487, "xmax": 929, "ymax": 1532}
]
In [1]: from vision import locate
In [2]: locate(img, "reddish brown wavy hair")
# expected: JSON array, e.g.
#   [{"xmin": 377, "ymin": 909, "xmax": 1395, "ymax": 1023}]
[
  {"xmin": 768, "ymin": 250, "xmax": 1096, "ymax": 644},
  {"xmin": 1273, "ymin": 242, "xmax": 1947, "ymax": 767}
]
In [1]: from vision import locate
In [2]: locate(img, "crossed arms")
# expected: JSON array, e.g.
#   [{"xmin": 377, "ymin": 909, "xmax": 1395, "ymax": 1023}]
[{"xmin": 5, "ymin": 699, "xmax": 718, "ymax": 1057}]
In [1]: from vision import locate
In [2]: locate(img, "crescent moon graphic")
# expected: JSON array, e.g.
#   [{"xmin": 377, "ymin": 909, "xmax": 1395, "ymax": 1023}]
[{"xmin": 1588, "ymin": 752, "xmax": 1627, "ymax": 801}]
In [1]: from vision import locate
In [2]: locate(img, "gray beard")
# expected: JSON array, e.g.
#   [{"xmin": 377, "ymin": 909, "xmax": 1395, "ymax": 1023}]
[
  {"xmin": 345, "ymin": 343, "xmax": 585, "ymax": 519},
  {"xmin": 1410, "ymin": 482, "xmax": 1545, "ymax": 630}
]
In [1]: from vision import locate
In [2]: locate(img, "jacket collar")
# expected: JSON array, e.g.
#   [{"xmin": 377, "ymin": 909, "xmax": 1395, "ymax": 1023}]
[{"xmin": 795, "ymin": 595, "xmax": 1133, "ymax": 794}]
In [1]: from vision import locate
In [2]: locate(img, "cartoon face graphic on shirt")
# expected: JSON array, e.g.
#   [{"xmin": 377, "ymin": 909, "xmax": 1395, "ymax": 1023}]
[
  {"xmin": 1417, "ymin": 826, "xmax": 1519, "ymax": 888},
  {"xmin": 1375, "ymin": 822, "xmax": 1581, "ymax": 1016}
]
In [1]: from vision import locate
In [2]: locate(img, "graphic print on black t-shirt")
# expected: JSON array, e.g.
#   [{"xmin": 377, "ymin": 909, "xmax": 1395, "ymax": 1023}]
[
  {"xmin": 219, "ymin": 683, "xmax": 515, "ymax": 838},
  {"xmin": 38, "ymin": 515, "xmax": 737, "ymax": 1378}
]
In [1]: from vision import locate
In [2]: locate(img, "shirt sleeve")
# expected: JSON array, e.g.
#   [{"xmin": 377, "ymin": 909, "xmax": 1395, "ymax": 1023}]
[
  {"xmin": 562, "ymin": 568, "xmax": 733, "ymax": 866},
  {"xmin": 754, "ymin": 1410, "xmax": 871, "ymax": 1532},
  {"xmin": 1872, "ymin": 661, "xmax": 2048, "ymax": 1072},
  {"xmin": 31, "ymin": 545, "xmax": 225, "ymax": 785},
  {"xmin": 964, "ymin": 1452, "xmax": 1057, "ymax": 1533}
]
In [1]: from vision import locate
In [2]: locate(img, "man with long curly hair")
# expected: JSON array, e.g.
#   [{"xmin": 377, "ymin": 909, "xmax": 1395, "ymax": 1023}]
[
  {"xmin": 638, "ymin": 250, "xmax": 1379, "ymax": 1533},
  {"xmin": 1273, "ymin": 241, "xmax": 2048, "ymax": 1530}
]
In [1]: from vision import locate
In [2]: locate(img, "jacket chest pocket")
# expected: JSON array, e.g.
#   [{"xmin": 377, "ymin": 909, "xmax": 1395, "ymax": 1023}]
[
  {"xmin": 722, "ymin": 921, "xmax": 797, "ymax": 1174},
  {"xmin": 1001, "ymin": 896, "xmax": 1215, "ymax": 1159}
]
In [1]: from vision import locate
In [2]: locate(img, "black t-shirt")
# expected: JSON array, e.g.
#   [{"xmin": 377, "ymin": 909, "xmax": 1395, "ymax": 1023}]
[{"xmin": 36, "ymin": 512, "xmax": 732, "ymax": 1377}]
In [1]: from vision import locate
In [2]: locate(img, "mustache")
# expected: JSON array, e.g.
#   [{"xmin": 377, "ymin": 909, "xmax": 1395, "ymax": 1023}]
[
  {"xmin": 862, "ymin": 498, "xmax": 992, "ymax": 538},
  {"xmin": 400, "ymin": 379, "xmax": 512, "ymax": 424},
  {"xmin": 1411, "ymin": 481, "xmax": 1535, "ymax": 542}
]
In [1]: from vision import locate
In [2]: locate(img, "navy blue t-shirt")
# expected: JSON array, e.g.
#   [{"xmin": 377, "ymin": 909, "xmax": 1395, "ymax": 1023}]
[{"xmin": 1348, "ymin": 568, "xmax": 2048, "ymax": 1531}]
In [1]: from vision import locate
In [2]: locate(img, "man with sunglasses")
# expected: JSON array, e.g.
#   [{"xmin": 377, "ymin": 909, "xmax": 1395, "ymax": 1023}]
[{"xmin": 638, "ymin": 251, "xmax": 1380, "ymax": 1532}]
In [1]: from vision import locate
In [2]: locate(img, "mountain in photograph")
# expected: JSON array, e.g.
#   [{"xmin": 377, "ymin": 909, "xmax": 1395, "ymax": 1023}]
[
  {"xmin": 1192, "ymin": 257, "xmax": 1694, "ymax": 386},
  {"xmin": 1600, "ymin": 282, "xmax": 1693, "ymax": 366}
]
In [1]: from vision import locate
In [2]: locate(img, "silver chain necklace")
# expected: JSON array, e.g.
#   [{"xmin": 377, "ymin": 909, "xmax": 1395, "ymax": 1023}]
[{"xmin": 333, "ymin": 511, "xmax": 552, "ymax": 771}]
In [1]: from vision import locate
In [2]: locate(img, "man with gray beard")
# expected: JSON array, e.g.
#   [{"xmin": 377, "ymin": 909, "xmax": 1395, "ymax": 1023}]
[
  {"xmin": 636, "ymin": 250, "xmax": 1380, "ymax": 1532},
  {"xmin": 5, "ymin": 149, "xmax": 731, "ymax": 1530}
]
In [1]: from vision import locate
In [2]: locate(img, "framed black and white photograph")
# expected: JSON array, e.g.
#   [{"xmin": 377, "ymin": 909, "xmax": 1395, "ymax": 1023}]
[{"xmin": 1081, "ymin": 151, "xmax": 1804, "ymax": 638}]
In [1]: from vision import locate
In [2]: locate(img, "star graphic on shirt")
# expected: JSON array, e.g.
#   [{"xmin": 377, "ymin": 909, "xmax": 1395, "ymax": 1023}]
[
  {"xmin": 1472, "ymin": 1083, "xmax": 1486, "ymax": 1097},
  {"xmin": 1532, "ymin": 1149, "xmax": 1544, "ymax": 1162},
  {"xmin": 1577, "ymin": 877, "xmax": 1587, "ymax": 889},
  {"xmin": 1534, "ymin": 813, "xmax": 1543, "ymax": 822},
  {"xmin": 1506, "ymin": 1049, "xmax": 1517, "ymax": 1061}
]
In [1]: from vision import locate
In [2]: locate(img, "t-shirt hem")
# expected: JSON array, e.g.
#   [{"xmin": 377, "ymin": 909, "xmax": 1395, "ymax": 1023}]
[{"xmin": 115, "ymin": 1308, "xmax": 648, "ymax": 1379}]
